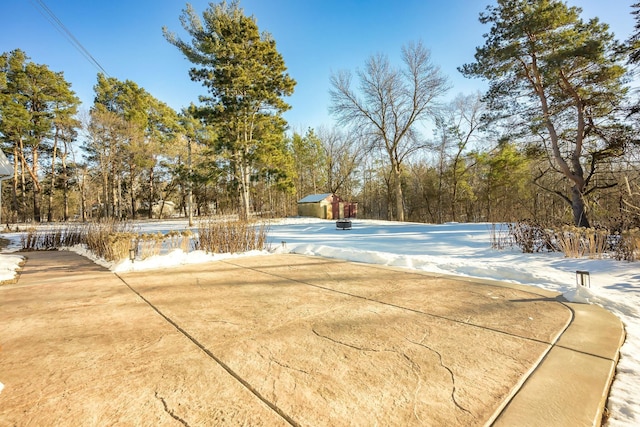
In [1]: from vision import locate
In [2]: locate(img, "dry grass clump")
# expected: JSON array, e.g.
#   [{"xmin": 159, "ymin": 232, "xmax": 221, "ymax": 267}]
[
  {"xmin": 136, "ymin": 232, "xmax": 164, "ymax": 260},
  {"xmin": 195, "ymin": 219, "xmax": 268, "ymax": 254},
  {"xmin": 133, "ymin": 230, "xmax": 194, "ymax": 260},
  {"xmin": 84, "ymin": 221, "xmax": 137, "ymax": 262},
  {"xmin": 20, "ymin": 221, "xmax": 137, "ymax": 262},
  {"xmin": 505, "ymin": 220, "xmax": 639, "ymax": 261},
  {"xmin": 20, "ymin": 224, "xmax": 86, "ymax": 250},
  {"xmin": 166, "ymin": 230, "xmax": 193, "ymax": 252},
  {"xmin": 19, "ymin": 220, "xmax": 198, "ymax": 262},
  {"xmin": 556, "ymin": 226, "xmax": 609, "ymax": 259}
]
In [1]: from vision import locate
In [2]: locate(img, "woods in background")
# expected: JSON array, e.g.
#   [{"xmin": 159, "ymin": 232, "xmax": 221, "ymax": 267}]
[{"xmin": 1, "ymin": 0, "xmax": 639, "ymax": 230}]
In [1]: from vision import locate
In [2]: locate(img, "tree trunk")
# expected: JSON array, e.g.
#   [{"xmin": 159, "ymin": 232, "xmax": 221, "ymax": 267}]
[
  {"xmin": 61, "ymin": 150, "xmax": 69, "ymax": 221},
  {"xmin": 33, "ymin": 188, "xmax": 41, "ymax": 223},
  {"xmin": 437, "ymin": 141, "xmax": 445, "ymax": 224},
  {"xmin": 148, "ymin": 167, "xmax": 154, "ymax": 219},
  {"xmin": 12, "ymin": 145, "xmax": 19, "ymax": 222},
  {"xmin": 129, "ymin": 165, "xmax": 137, "ymax": 219},
  {"xmin": 31, "ymin": 148, "xmax": 41, "ymax": 223},
  {"xmin": 113, "ymin": 176, "xmax": 121, "ymax": 219},
  {"xmin": 451, "ymin": 183, "xmax": 458, "ymax": 223},
  {"xmin": 159, "ymin": 200, "xmax": 165, "ymax": 219},
  {"xmin": 18, "ymin": 139, "xmax": 28, "ymax": 221},
  {"xmin": 187, "ymin": 138, "xmax": 193, "ymax": 227},
  {"xmin": 571, "ymin": 186, "xmax": 590, "ymax": 228},
  {"xmin": 48, "ymin": 137, "xmax": 58, "ymax": 222},
  {"xmin": 237, "ymin": 151, "xmax": 251, "ymax": 221},
  {"xmin": 393, "ymin": 163, "xmax": 404, "ymax": 222},
  {"xmin": 80, "ymin": 168, "xmax": 87, "ymax": 222},
  {"xmin": 101, "ymin": 162, "xmax": 109, "ymax": 219},
  {"xmin": 20, "ymin": 161, "xmax": 27, "ymax": 222},
  {"xmin": 239, "ymin": 180, "xmax": 250, "ymax": 221}
]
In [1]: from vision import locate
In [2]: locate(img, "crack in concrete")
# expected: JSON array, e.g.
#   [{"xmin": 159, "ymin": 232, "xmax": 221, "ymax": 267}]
[
  {"xmin": 270, "ymin": 357, "xmax": 312, "ymax": 376},
  {"xmin": 207, "ymin": 319, "xmax": 239, "ymax": 326},
  {"xmin": 155, "ymin": 391, "xmax": 190, "ymax": 426},
  {"xmin": 407, "ymin": 335, "xmax": 473, "ymax": 416},
  {"xmin": 312, "ymin": 328, "xmax": 381, "ymax": 352}
]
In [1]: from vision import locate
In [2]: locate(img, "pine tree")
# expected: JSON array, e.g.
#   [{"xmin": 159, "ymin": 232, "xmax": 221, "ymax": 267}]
[
  {"xmin": 164, "ymin": 0, "xmax": 296, "ymax": 220},
  {"xmin": 291, "ymin": 129, "xmax": 326, "ymax": 198},
  {"xmin": 88, "ymin": 74, "xmax": 179, "ymax": 219},
  {"xmin": 460, "ymin": 0, "xmax": 628, "ymax": 227},
  {"xmin": 0, "ymin": 50, "xmax": 80, "ymax": 222}
]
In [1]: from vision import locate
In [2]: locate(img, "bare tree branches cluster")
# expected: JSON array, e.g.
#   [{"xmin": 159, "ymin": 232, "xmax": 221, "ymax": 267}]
[{"xmin": 330, "ymin": 41, "xmax": 449, "ymax": 221}]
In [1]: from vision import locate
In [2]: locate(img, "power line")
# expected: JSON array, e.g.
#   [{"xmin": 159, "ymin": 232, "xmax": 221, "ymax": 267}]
[{"xmin": 29, "ymin": 0, "xmax": 110, "ymax": 76}]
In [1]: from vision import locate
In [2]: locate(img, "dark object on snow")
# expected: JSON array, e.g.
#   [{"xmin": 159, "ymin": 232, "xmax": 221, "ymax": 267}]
[{"xmin": 336, "ymin": 219, "xmax": 352, "ymax": 230}]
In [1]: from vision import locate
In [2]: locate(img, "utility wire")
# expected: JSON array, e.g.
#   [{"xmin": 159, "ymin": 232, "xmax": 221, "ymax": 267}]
[{"xmin": 29, "ymin": 0, "xmax": 110, "ymax": 76}]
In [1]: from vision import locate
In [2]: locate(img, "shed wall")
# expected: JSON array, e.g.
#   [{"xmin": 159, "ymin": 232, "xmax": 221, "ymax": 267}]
[{"xmin": 298, "ymin": 201, "xmax": 330, "ymax": 219}]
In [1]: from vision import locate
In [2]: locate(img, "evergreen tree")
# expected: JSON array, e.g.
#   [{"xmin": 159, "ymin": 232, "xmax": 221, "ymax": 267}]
[
  {"xmin": 164, "ymin": 0, "xmax": 296, "ymax": 220},
  {"xmin": 87, "ymin": 74, "xmax": 179, "ymax": 219},
  {"xmin": 0, "ymin": 49, "xmax": 79, "ymax": 222},
  {"xmin": 627, "ymin": 2, "xmax": 640, "ymax": 66},
  {"xmin": 291, "ymin": 128, "xmax": 326, "ymax": 198},
  {"xmin": 461, "ymin": 0, "xmax": 628, "ymax": 227},
  {"xmin": 474, "ymin": 140, "xmax": 531, "ymax": 221},
  {"xmin": 47, "ymin": 79, "xmax": 80, "ymax": 222}
]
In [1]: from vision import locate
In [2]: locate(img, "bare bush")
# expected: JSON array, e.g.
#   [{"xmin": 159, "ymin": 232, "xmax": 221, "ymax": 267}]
[
  {"xmin": 507, "ymin": 221, "xmax": 558, "ymax": 253},
  {"xmin": 613, "ymin": 228, "xmax": 640, "ymax": 261},
  {"xmin": 20, "ymin": 227, "xmax": 40, "ymax": 250},
  {"xmin": 489, "ymin": 223, "xmax": 512, "ymax": 250},
  {"xmin": 507, "ymin": 221, "xmax": 624, "ymax": 260}
]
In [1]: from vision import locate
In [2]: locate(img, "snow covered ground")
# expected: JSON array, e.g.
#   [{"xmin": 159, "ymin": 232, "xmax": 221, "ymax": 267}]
[{"xmin": 1, "ymin": 217, "xmax": 638, "ymax": 425}]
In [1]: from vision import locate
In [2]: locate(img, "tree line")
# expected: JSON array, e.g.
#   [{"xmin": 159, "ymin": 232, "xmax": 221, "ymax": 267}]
[{"xmin": 1, "ymin": 0, "xmax": 639, "ymax": 229}]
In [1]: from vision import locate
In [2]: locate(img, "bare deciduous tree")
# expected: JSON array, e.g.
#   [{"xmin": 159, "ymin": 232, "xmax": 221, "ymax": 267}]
[
  {"xmin": 434, "ymin": 92, "xmax": 485, "ymax": 222},
  {"xmin": 317, "ymin": 127, "xmax": 364, "ymax": 196},
  {"xmin": 330, "ymin": 41, "xmax": 449, "ymax": 221}
]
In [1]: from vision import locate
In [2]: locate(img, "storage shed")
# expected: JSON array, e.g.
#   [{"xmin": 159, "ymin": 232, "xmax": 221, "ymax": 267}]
[{"xmin": 297, "ymin": 193, "xmax": 357, "ymax": 220}]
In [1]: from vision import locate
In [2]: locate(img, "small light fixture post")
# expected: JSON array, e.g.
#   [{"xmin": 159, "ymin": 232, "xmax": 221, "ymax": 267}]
[
  {"xmin": 576, "ymin": 270, "xmax": 590, "ymax": 288},
  {"xmin": 129, "ymin": 247, "xmax": 136, "ymax": 263}
]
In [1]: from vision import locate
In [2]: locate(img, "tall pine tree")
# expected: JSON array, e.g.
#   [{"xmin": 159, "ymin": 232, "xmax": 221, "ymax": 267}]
[
  {"xmin": 461, "ymin": 0, "xmax": 628, "ymax": 227},
  {"xmin": 164, "ymin": 0, "xmax": 296, "ymax": 220},
  {"xmin": 0, "ymin": 50, "xmax": 79, "ymax": 222}
]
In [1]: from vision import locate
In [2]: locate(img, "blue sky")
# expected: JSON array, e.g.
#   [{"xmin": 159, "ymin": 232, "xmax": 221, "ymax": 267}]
[{"xmin": 1, "ymin": 1, "xmax": 636, "ymax": 131}]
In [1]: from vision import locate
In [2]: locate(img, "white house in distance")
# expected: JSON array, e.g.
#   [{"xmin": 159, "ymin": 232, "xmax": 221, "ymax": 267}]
[{"xmin": 297, "ymin": 193, "xmax": 357, "ymax": 220}]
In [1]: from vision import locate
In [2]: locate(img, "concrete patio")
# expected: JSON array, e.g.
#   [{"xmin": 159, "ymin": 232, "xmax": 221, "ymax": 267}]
[{"xmin": 0, "ymin": 251, "xmax": 625, "ymax": 426}]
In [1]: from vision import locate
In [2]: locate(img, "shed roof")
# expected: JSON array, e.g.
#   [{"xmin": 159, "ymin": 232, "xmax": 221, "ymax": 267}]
[{"xmin": 297, "ymin": 193, "xmax": 333, "ymax": 204}]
